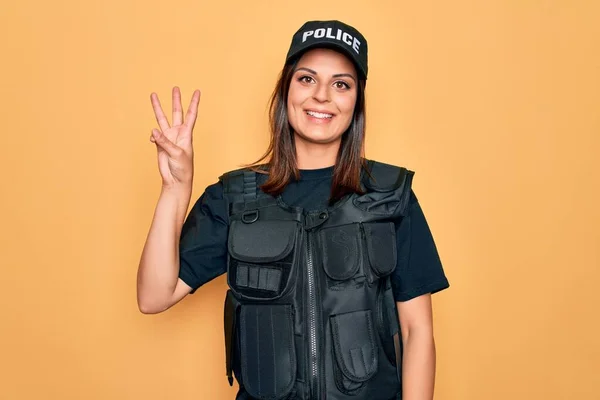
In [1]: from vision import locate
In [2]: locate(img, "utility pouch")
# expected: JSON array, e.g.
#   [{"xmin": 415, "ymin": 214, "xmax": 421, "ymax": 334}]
[
  {"xmin": 238, "ymin": 303, "xmax": 297, "ymax": 400},
  {"xmin": 227, "ymin": 219, "xmax": 299, "ymax": 300}
]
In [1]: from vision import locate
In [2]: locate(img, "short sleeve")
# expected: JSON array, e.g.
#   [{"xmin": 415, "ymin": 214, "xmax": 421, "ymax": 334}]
[
  {"xmin": 390, "ymin": 190, "xmax": 450, "ymax": 302},
  {"xmin": 178, "ymin": 181, "xmax": 229, "ymax": 294}
]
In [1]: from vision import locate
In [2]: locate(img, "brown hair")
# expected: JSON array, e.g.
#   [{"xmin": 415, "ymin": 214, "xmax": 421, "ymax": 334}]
[{"xmin": 248, "ymin": 56, "xmax": 367, "ymax": 205}]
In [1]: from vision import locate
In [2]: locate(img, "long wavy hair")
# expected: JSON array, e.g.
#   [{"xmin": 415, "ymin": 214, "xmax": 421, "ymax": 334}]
[{"xmin": 249, "ymin": 54, "xmax": 367, "ymax": 205}]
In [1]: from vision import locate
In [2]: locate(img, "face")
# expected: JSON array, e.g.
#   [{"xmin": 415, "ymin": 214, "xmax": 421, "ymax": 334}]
[{"xmin": 287, "ymin": 48, "xmax": 358, "ymax": 147}]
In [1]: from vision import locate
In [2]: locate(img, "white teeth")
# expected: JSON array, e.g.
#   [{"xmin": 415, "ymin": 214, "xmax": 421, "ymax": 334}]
[{"xmin": 306, "ymin": 111, "xmax": 333, "ymax": 119}]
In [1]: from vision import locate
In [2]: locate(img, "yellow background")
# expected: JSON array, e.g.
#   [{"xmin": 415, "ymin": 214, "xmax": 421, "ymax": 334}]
[{"xmin": 1, "ymin": 0, "xmax": 598, "ymax": 399}]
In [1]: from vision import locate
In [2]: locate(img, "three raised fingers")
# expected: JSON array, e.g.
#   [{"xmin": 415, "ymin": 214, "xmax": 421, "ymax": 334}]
[{"xmin": 150, "ymin": 87, "xmax": 201, "ymax": 132}]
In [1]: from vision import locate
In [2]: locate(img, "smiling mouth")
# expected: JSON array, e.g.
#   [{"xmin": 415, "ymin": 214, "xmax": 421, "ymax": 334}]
[{"xmin": 306, "ymin": 110, "xmax": 334, "ymax": 119}]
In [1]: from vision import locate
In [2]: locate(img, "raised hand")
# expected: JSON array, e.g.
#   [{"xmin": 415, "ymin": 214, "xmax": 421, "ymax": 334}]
[{"xmin": 149, "ymin": 87, "xmax": 201, "ymax": 189}]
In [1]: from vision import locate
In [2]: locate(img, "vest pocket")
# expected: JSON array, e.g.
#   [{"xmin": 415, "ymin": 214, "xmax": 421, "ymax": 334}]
[
  {"xmin": 228, "ymin": 220, "xmax": 299, "ymax": 300},
  {"xmin": 319, "ymin": 224, "xmax": 361, "ymax": 281},
  {"xmin": 362, "ymin": 222, "xmax": 397, "ymax": 277},
  {"xmin": 224, "ymin": 290, "xmax": 241, "ymax": 386},
  {"xmin": 330, "ymin": 309, "xmax": 378, "ymax": 395},
  {"xmin": 238, "ymin": 304, "xmax": 297, "ymax": 400}
]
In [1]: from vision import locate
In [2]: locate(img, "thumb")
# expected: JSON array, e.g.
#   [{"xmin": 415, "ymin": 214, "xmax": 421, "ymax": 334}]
[{"xmin": 151, "ymin": 129, "xmax": 181, "ymax": 158}]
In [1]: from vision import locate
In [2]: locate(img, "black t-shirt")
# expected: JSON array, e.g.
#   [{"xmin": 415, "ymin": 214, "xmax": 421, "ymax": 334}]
[{"xmin": 178, "ymin": 165, "xmax": 449, "ymax": 301}]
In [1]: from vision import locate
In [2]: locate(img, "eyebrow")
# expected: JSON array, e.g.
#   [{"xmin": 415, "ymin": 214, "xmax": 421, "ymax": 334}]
[{"xmin": 294, "ymin": 67, "xmax": 357, "ymax": 83}]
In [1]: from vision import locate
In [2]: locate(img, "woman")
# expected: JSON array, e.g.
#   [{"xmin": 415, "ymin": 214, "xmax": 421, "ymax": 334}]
[{"xmin": 137, "ymin": 20, "xmax": 449, "ymax": 400}]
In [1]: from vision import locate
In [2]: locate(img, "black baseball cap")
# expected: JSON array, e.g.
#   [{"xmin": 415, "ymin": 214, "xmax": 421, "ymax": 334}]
[{"xmin": 285, "ymin": 20, "xmax": 368, "ymax": 79}]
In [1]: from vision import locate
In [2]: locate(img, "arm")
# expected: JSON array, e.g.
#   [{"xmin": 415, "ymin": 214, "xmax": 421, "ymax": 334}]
[
  {"xmin": 136, "ymin": 87, "xmax": 201, "ymax": 314},
  {"xmin": 397, "ymin": 294, "xmax": 436, "ymax": 400},
  {"xmin": 136, "ymin": 186, "xmax": 193, "ymax": 314}
]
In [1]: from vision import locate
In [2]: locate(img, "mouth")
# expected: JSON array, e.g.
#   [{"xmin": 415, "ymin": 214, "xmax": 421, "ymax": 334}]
[{"xmin": 305, "ymin": 110, "xmax": 334, "ymax": 119}]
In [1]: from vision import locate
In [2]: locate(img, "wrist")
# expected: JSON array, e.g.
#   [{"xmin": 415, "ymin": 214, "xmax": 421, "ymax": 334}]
[
  {"xmin": 161, "ymin": 182, "xmax": 192, "ymax": 211},
  {"xmin": 158, "ymin": 185, "xmax": 193, "ymax": 234},
  {"xmin": 161, "ymin": 182, "xmax": 192, "ymax": 198}
]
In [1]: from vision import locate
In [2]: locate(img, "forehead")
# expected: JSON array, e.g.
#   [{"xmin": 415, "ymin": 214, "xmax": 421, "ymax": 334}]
[{"xmin": 295, "ymin": 48, "xmax": 357, "ymax": 76}]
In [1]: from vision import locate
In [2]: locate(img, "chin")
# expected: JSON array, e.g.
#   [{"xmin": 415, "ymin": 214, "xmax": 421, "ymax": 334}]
[{"xmin": 295, "ymin": 130, "xmax": 342, "ymax": 145}]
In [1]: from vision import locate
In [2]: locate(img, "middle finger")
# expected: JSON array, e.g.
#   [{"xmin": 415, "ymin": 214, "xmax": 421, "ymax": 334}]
[{"xmin": 172, "ymin": 87, "xmax": 183, "ymax": 126}]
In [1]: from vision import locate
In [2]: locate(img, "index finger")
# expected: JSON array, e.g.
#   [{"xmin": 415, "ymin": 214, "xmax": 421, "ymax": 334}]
[{"xmin": 150, "ymin": 92, "xmax": 171, "ymax": 132}]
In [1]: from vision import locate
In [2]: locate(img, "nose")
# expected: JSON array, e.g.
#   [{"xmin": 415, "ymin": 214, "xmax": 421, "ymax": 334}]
[{"xmin": 312, "ymin": 81, "xmax": 330, "ymax": 103}]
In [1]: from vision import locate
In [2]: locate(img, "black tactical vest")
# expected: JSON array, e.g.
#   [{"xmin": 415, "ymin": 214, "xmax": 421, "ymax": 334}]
[{"xmin": 222, "ymin": 159, "xmax": 414, "ymax": 400}]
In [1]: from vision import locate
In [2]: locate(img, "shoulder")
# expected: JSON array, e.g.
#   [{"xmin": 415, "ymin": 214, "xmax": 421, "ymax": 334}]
[
  {"xmin": 218, "ymin": 163, "xmax": 269, "ymax": 179},
  {"xmin": 215, "ymin": 165, "xmax": 270, "ymax": 209},
  {"xmin": 361, "ymin": 158, "xmax": 415, "ymax": 192},
  {"xmin": 217, "ymin": 164, "xmax": 269, "ymax": 191},
  {"xmin": 218, "ymin": 166, "xmax": 251, "ymax": 181}
]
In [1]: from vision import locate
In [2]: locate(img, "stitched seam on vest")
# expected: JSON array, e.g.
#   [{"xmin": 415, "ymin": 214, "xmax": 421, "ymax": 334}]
[
  {"xmin": 364, "ymin": 312, "xmax": 376, "ymax": 377},
  {"xmin": 256, "ymin": 310, "xmax": 261, "ymax": 395},
  {"xmin": 271, "ymin": 307, "xmax": 276, "ymax": 395}
]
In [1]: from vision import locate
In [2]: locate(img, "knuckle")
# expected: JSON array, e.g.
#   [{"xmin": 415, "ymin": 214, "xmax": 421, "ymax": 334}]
[{"xmin": 172, "ymin": 147, "xmax": 184, "ymax": 158}]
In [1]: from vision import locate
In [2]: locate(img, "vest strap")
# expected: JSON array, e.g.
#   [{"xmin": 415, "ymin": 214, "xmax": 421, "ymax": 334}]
[{"xmin": 242, "ymin": 170, "xmax": 257, "ymax": 203}]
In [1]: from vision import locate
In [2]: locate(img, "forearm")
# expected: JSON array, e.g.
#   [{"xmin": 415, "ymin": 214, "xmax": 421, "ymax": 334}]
[
  {"xmin": 137, "ymin": 185, "xmax": 192, "ymax": 310},
  {"xmin": 401, "ymin": 327, "xmax": 436, "ymax": 400}
]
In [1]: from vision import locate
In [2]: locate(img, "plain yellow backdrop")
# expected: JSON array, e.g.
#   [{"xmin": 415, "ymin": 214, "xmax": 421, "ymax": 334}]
[{"xmin": 1, "ymin": 0, "xmax": 598, "ymax": 399}]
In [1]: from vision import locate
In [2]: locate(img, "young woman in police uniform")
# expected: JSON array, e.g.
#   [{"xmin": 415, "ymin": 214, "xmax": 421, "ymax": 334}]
[{"xmin": 137, "ymin": 20, "xmax": 449, "ymax": 400}]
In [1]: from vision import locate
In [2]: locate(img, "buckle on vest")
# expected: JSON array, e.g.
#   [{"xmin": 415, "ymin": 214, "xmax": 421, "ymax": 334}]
[{"xmin": 241, "ymin": 210, "xmax": 259, "ymax": 224}]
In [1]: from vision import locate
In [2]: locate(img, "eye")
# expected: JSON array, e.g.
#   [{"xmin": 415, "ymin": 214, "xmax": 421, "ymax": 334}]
[
  {"xmin": 334, "ymin": 80, "xmax": 351, "ymax": 90},
  {"xmin": 298, "ymin": 75, "xmax": 315, "ymax": 84}
]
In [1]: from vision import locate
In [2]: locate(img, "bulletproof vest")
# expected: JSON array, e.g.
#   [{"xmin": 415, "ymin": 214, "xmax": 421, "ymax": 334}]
[{"xmin": 222, "ymin": 159, "xmax": 414, "ymax": 400}]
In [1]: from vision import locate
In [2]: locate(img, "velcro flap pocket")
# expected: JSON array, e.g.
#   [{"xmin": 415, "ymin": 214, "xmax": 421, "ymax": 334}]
[
  {"xmin": 330, "ymin": 310, "xmax": 378, "ymax": 382},
  {"xmin": 320, "ymin": 224, "xmax": 361, "ymax": 280},
  {"xmin": 239, "ymin": 304, "xmax": 296, "ymax": 400},
  {"xmin": 363, "ymin": 222, "xmax": 397, "ymax": 277},
  {"xmin": 229, "ymin": 220, "xmax": 297, "ymax": 263}
]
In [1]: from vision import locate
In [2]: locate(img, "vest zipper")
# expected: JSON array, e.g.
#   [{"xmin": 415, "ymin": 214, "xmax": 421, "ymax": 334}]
[{"xmin": 305, "ymin": 229, "xmax": 321, "ymax": 399}]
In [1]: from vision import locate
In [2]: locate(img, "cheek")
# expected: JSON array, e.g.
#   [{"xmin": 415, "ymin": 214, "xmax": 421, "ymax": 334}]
[
  {"xmin": 337, "ymin": 94, "xmax": 357, "ymax": 122},
  {"xmin": 287, "ymin": 95, "xmax": 304, "ymax": 135},
  {"xmin": 287, "ymin": 85, "xmax": 303, "ymax": 119}
]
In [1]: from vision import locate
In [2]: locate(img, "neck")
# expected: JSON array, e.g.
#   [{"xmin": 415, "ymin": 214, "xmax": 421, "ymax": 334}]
[{"xmin": 294, "ymin": 135, "xmax": 341, "ymax": 170}]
